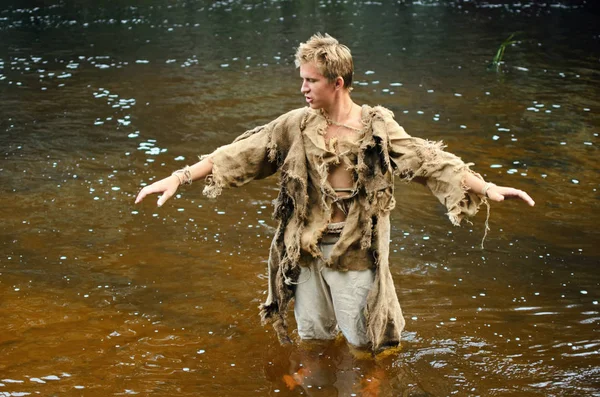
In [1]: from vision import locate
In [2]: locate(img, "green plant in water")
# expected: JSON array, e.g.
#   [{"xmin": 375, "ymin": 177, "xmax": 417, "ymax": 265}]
[{"xmin": 491, "ymin": 33, "xmax": 518, "ymax": 71}]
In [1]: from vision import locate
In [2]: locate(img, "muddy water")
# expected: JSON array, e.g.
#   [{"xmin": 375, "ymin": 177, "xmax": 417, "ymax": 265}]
[{"xmin": 1, "ymin": 1, "xmax": 598, "ymax": 396}]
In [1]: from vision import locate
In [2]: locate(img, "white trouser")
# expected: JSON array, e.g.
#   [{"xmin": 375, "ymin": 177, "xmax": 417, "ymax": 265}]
[{"xmin": 294, "ymin": 239, "xmax": 375, "ymax": 347}]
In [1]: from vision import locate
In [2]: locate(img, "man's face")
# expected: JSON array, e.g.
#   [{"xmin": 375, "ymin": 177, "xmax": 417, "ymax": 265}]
[{"xmin": 299, "ymin": 61, "xmax": 336, "ymax": 110}]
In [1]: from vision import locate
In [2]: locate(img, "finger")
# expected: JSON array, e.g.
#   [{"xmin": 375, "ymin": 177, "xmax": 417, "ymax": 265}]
[
  {"xmin": 135, "ymin": 189, "xmax": 148, "ymax": 204},
  {"xmin": 518, "ymin": 190, "xmax": 535, "ymax": 206},
  {"xmin": 157, "ymin": 190, "xmax": 173, "ymax": 207},
  {"xmin": 135, "ymin": 184, "xmax": 165, "ymax": 204},
  {"xmin": 503, "ymin": 188, "xmax": 535, "ymax": 206}
]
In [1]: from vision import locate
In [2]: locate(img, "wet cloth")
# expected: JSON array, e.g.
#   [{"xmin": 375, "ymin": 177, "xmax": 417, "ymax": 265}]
[
  {"xmin": 294, "ymin": 222, "xmax": 374, "ymax": 347},
  {"xmin": 202, "ymin": 105, "xmax": 486, "ymax": 351}
]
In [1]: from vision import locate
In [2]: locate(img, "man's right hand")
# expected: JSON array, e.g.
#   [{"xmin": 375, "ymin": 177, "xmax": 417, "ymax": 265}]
[{"xmin": 135, "ymin": 175, "xmax": 181, "ymax": 207}]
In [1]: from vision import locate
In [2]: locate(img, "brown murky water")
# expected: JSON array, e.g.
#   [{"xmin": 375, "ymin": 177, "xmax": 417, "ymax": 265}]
[{"xmin": 1, "ymin": 1, "xmax": 599, "ymax": 396}]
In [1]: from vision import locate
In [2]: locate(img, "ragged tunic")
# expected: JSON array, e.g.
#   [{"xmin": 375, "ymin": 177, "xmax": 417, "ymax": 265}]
[{"xmin": 202, "ymin": 104, "xmax": 486, "ymax": 351}]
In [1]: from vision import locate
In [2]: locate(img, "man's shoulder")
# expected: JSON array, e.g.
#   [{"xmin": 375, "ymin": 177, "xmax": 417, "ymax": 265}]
[{"xmin": 363, "ymin": 104, "xmax": 395, "ymax": 121}]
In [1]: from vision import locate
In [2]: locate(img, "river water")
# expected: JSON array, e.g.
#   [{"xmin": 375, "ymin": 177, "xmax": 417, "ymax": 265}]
[{"xmin": 1, "ymin": 1, "xmax": 598, "ymax": 396}]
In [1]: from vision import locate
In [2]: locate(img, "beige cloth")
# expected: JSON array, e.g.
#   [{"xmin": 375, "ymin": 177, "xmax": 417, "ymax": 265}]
[{"xmin": 203, "ymin": 105, "xmax": 486, "ymax": 352}]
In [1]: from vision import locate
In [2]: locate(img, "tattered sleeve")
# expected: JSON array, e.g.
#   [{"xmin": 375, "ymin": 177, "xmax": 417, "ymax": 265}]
[
  {"xmin": 201, "ymin": 119, "xmax": 280, "ymax": 198},
  {"xmin": 384, "ymin": 116, "xmax": 486, "ymax": 226}
]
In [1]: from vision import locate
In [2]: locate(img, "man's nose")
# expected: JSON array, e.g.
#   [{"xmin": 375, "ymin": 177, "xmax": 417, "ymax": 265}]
[{"xmin": 301, "ymin": 81, "xmax": 309, "ymax": 94}]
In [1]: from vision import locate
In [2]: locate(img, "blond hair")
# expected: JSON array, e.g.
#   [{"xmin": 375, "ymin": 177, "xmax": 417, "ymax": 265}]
[{"xmin": 295, "ymin": 33, "xmax": 354, "ymax": 89}]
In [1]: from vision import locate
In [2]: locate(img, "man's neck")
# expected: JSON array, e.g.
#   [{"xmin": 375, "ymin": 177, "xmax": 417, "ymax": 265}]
[{"xmin": 322, "ymin": 92, "xmax": 355, "ymax": 123}]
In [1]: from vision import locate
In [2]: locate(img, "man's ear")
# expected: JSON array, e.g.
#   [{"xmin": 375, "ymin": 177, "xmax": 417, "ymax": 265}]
[{"xmin": 335, "ymin": 76, "xmax": 344, "ymax": 89}]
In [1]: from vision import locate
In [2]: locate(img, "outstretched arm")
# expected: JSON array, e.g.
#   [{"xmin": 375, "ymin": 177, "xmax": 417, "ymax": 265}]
[
  {"xmin": 134, "ymin": 157, "xmax": 214, "ymax": 207},
  {"xmin": 463, "ymin": 172, "xmax": 535, "ymax": 206}
]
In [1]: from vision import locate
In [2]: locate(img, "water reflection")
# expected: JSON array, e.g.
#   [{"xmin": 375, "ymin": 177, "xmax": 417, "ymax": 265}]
[{"xmin": 1, "ymin": 0, "xmax": 599, "ymax": 396}]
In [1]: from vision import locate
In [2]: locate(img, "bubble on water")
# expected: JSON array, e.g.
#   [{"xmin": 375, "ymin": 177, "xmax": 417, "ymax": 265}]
[
  {"xmin": 221, "ymin": 64, "xmax": 229, "ymax": 68},
  {"xmin": 75, "ymin": 386, "xmax": 85, "ymax": 389},
  {"xmin": 583, "ymin": 142, "xmax": 593, "ymax": 146},
  {"xmin": 572, "ymin": 179, "xmax": 579, "ymax": 184},
  {"xmin": 390, "ymin": 82, "xmax": 402, "ymax": 86},
  {"xmin": 492, "ymin": 135, "xmax": 500, "ymax": 140},
  {"xmin": 365, "ymin": 70, "xmax": 375, "ymax": 75},
  {"xmin": 197, "ymin": 349, "xmax": 205, "ymax": 354},
  {"xmin": 42, "ymin": 375, "xmax": 60, "ymax": 381},
  {"xmin": 136, "ymin": 60, "xmax": 149, "ymax": 64},
  {"xmin": 183, "ymin": 368, "xmax": 190, "ymax": 372},
  {"xmin": 460, "ymin": 125, "xmax": 467, "ymax": 129},
  {"xmin": 175, "ymin": 156, "xmax": 185, "ymax": 161},
  {"xmin": 490, "ymin": 164, "xmax": 502, "ymax": 168},
  {"xmin": 112, "ymin": 187, "xmax": 120, "ymax": 191},
  {"xmin": 580, "ymin": 290, "xmax": 588, "ymax": 295}
]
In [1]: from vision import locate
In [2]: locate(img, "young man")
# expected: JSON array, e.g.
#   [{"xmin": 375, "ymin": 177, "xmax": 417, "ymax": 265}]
[{"xmin": 135, "ymin": 33, "xmax": 534, "ymax": 353}]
